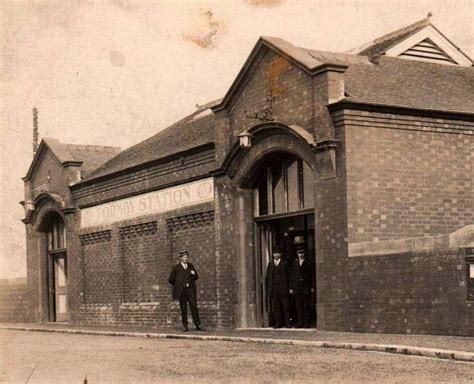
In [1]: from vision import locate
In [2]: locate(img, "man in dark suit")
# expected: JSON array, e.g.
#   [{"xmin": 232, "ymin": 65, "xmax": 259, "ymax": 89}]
[
  {"xmin": 168, "ymin": 250, "xmax": 203, "ymax": 332},
  {"xmin": 289, "ymin": 246, "xmax": 315, "ymax": 328},
  {"xmin": 265, "ymin": 247, "xmax": 291, "ymax": 328}
]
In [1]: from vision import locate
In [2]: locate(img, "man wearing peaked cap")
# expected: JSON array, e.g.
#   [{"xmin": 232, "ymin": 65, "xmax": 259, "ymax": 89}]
[{"xmin": 168, "ymin": 249, "xmax": 203, "ymax": 331}]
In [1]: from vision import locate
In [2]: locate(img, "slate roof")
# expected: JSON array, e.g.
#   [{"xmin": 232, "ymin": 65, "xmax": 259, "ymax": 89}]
[
  {"xmin": 84, "ymin": 111, "xmax": 216, "ymax": 181},
  {"xmin": 24, "ymin": 138, "xmax": 121, "ymax": 180},
  {"xmin": 348, "ymin": 15, "xmax": 431, "ymax": 58},
  {"xmin": 341, "ymin": 55, "xmax": 474, "ymax": 114}
]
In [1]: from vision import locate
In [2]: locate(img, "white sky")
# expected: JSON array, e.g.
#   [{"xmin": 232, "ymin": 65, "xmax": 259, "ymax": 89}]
[{"xmin": 1, "ymin": 0, "xmax": 473, "ymax": 278}]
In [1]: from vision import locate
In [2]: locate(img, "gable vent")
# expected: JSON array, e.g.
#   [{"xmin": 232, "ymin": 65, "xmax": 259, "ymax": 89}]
[{"xmin": 398, "ymin": 38, "xmax": 456, "ymax": 64}]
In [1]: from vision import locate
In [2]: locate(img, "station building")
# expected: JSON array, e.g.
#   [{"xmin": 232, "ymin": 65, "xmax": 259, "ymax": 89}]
[{"xmin": 21, "ymin": 16, "xmax": 474, "ymax": 335}]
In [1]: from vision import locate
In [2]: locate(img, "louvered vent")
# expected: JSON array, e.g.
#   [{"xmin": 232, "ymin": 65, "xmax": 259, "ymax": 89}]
[{"xmin": 399, "ymin": 38, "xmax": 456, "ymax": 64}]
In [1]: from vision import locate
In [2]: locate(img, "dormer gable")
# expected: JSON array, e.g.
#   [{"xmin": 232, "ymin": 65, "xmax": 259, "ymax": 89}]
[
  {"xmin": 350, "ymin": 14, "xmax": 472, "ymax": 66},
  {"xmin": 384, "ymin": 25, "xmax": 472, "ymax": 66}
]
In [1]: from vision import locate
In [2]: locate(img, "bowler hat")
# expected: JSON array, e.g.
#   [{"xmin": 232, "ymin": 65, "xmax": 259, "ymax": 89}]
[
  {"xmin": 272, "ymin": 246, "xmax": 282, "ymax": 254},
  {"xmin": 178, "ymin": 250, "xmax": 189, "ymax": 257}
]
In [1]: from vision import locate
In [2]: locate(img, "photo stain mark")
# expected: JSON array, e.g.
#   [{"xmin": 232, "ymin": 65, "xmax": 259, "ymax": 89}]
[
  {"xmin": 182, "ymin": 9, "xmax": 226, "ymax": 49},
  {"xmin": 243, "ymin": 0, "xmax": 285, "ymax": 8},
  {"xmin": 110, "ymin": 50, "xmax": 126, "ymax": 67},
  {"xmin": 265, "ymin": 56, "xmax": 291, "ymax": 96}
]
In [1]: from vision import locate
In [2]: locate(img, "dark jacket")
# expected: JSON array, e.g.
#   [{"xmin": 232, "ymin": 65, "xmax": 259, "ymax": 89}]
[
  {"xmin": 168, "ymin": 262, "xmax": 199, "ymax": 300},
  {"xmin": 289, "ymin": 258, "xmax": 315, "ymax": 295},
  {"xmin": 265, "ymin": 259, "xmax": 290, "ymax": 297}
]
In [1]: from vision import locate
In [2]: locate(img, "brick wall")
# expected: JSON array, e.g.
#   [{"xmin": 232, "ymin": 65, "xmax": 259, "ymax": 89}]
[
  {"xmin": 313, "ymin": 125, "xmax": 349, "ymax": 329},
  {"xmin": 339, "ymin": 248, "xmax": 473, "ymax": 336},
  {"xmin": 30, "ymin": 148, "xmax": 70, "ymax": 202},
  {"xmin": 80, "ymin": 231, "xmax": 114, "ymax": 304},
  {"xmin": 230, "ymin": 49, "xmax": 314, "ymax": 138},
  {"xmin": 74, "ymin": 204, "xmax": 217, "ymax": 328},
  {"xmin": 167, "ymin": 211, "xmax": 217, "ymax": 326},
  {"xmin": 120, "ymin": 222, "xmax": 160, "ymax": 303},
  {"xmin": 0, "ymin": 283, "xmax": 31, "ymax": 322},
  {"xmin": 340, "ymin": 110, "xmax": 474, "ymax": 243}
]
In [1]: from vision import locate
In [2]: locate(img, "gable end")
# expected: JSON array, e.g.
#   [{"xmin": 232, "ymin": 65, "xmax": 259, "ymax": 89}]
[
  {"xmin": 398, "ymin": 38, "xmax": 457, "ymax": 65},
  {"xmin": 385, "ymin": 25, "xmax": 472, "ymax": 66}
]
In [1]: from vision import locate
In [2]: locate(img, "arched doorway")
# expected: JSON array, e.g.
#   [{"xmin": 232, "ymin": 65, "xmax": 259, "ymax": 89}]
[
  {"xmin": 41, "ymin": 211, "xmax": 69, "ymax": 322},
  {"xmin": 251, "ymin": 152, "xmax": 316, "ymax": 327}
]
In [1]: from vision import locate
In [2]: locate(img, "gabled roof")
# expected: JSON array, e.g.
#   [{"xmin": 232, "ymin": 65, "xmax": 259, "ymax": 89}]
[
  {"xmin": 340, "ymin": 55, "xmax": 474, "ymax": 114},
  {"xmin": 348, "ymin": 14, "xmax": 472, "ymax": 66},
  {"xmin": 81, "ymin": 110, "xmax": 216, "ymax": 182},
  {"xmin": 212, "ymin": 36, "xmax": 366, "ymax": 112},
  {"xmin": 23, "ymin": 138, "xmax": 121, "ymax": 181},
  {"xmin": 71, "ymin": 18, "xmax": 473, "ymax": 186},
  {"xmin": 348, "ymin": 15, "xmax": 432, "ymax": 58}
]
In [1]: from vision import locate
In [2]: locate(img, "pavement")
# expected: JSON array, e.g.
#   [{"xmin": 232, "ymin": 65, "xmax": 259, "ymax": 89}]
[{"xmin": 1, "ymin": 322, "xmax": 473, "ymax": 363}]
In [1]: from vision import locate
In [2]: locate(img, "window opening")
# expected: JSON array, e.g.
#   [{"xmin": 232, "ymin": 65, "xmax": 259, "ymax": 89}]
[{"xmin": 254, "ymin": 155, "xmax": 314, "ymax": 217}]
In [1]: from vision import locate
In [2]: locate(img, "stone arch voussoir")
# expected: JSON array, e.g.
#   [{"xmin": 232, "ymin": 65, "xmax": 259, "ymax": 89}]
[{"xmin": 231, "ymin": 134, "xmax": 317, "ymax": 190}]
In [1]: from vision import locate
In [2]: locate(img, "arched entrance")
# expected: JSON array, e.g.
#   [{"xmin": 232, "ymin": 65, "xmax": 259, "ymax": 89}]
[
  {"xmin": 37, "ymin": 210, "xmax": 69, "ymax": 322},
  {"xmin": 250, "ymin": 152, "xmax": 316, "ymax": 327},
  {"xmin": 226, "ymin": 123, "xmax": 319, "ymax": 328}
]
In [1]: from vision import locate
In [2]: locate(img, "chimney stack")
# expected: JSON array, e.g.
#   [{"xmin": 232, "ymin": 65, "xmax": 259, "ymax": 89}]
[{"xmin": 33, "ymin": 108, "xmax": 39, "ymax": 156}]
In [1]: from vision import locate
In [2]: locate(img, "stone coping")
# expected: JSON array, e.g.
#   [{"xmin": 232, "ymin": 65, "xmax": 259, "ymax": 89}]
[{"xmin": 349, "ymin": 224, "xmax": 474, "ymax": 257}]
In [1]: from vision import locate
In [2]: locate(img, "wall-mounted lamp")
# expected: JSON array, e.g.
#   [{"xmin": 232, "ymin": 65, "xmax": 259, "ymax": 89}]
[{"xmin": 237, "ymin": 130, "xmax": 253, "ymax": 148}]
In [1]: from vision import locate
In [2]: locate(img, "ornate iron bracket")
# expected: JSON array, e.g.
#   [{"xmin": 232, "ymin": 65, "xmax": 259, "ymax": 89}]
[{"xmin": 244, "ymin": 94, "xmax": 276, "ymax": 122}]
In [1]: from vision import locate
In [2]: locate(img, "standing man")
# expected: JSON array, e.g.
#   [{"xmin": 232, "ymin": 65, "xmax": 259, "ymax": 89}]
[
  {"xmin": 168, "ymin": 250, "xmax": 203, "ymax": 332},
  {"xmin": 265, "ymin": 247, "xmax": 291, "ymax": 328},
  {"xmin": 289, "ymin": 245, "xmax": 315, "ymax": 328}
]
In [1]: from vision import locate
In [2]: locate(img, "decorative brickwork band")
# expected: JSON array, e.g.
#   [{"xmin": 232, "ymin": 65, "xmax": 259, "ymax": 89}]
[
  {"xmin": 119, "ymin": 221, "xmax": 158, "ymax": 239},
  {"xmin": 166, "ymin": 210, "xmax": 215, "ymax": 231},
  {"xmin": 79, "ymin": 230, "xmax": 112, "ymax": 246}
]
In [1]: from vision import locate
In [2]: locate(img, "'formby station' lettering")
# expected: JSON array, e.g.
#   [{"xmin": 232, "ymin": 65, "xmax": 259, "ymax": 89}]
[{"xmin": 80, "ymin": 178, "xmax": 213, "ymax": 228}]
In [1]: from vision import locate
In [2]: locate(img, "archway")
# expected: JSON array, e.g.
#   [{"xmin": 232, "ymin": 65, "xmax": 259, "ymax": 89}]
[
  {"xmin": 248, "ymin": 152, "xmax": 316, "ymax": 327},
  {"xmin": 228, "ymin": 125, "xmax": 318, "ymax": 328},
  {"xmin": 36, "ymin": 208, "xmax": 69, "ymax": 322}
]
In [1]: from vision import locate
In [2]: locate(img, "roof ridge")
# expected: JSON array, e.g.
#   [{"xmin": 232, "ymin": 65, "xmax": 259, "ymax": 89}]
[
  {"xmin": 302, "ymin": 48, "xmax": 371, "ymax": 65},
  {"xmin": 372, "ymin": 14, "xmax": 431, "ymax": 46},
  {"xmin": 83, "ymin": 111, "xmax": 216, "ymax": 181},
  {"xmin": 347, "ymin": 14, "xmax": 432, "ymax": 56},
  {"xmin": 66, "ymin": 143, "xmax": 121, "ymax": 152}
]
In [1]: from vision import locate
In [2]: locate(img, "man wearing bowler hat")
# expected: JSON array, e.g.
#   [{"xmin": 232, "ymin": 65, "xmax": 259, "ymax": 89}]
[
  {"xmin": 168, "ymin": 249, "xmax": 203, "ymax": 331},
  {"xmin": 265, "ymin": 246, "xmax": 291, "ymax": 328}
]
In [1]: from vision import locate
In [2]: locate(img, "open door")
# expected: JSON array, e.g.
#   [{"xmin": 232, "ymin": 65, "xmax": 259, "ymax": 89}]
[
  {"xmin": 52, "ymin": 252, "xmax": 68, "ymax": 322},
  {"xmin": 46, "ymin": 213, "xmax": 69, "ymax": 322}
]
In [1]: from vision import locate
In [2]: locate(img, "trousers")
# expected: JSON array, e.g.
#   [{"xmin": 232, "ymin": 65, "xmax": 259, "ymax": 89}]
[
  {"xmin": 295, "ymin": 293, "xmax": 310, "ymax": 327},
  {"xmin": 271, "ymin": 292, "xmax": 290, "ymax": 327},
  {"xmin": 179, "ymin": 287, "xmax": 201, "ymax": 327}
]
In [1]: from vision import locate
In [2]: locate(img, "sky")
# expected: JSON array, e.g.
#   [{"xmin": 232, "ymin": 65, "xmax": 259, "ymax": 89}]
[{"xmin": 0, "ymin": 0, "xmax": 473, "ymax": 279}]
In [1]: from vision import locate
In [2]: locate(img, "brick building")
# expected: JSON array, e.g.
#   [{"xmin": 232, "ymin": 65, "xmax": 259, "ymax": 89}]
[{"xmin": 21, "ymin": 16, "xmax": 474, "ymax": 335}]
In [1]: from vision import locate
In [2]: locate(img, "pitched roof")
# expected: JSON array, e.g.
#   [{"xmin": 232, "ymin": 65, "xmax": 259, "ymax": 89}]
[
  {"xmin": 341, "ymin": 55, "xmax": 474, "ymax": 114},
  {"xmin": 76, "ymin": 20, "xmax": 473, "ymax": 184},
  {"xmin": 24, "ymin": 138, "xmax": 121, "ymax": 180},
  {"xmin": 348, "ymin": 14, "xmax": 472, "ymax": 66},
  {"xmin": 83, "ymin": 111, "xmax": 216, "ymax": 181},
  {"xmin": 348, "ymin": 15, "xmax": 432, "ymax": 58}
]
